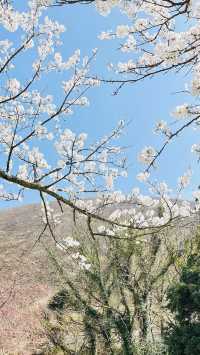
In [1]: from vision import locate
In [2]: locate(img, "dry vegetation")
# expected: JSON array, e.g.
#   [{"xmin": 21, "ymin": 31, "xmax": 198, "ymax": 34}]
[
  {"xmin": 0, "ymin": 203, "xmax": 199, "ymax": 354},
  {"xmin": 0, "ymin": 203, "xmax": 75, "ymax": 354}
]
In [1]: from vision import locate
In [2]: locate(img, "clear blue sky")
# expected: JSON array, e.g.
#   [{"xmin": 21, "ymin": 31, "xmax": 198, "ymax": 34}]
[{"xmin": 1, "ymin": 2, "xmax": 199, "ymax": 207}]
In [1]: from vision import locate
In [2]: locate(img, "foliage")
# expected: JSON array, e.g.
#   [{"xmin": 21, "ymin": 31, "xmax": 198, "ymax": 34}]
[
  {"xmin": 133, "ymin": 341, "xmax": 168, "ymax": 355},
  {"xmin": 164, "ymin": 253, "xmax": 200, "ymax": 355},
  {"xmin": 42, "ymin": 225, "xmax": 183, "ymax": 354}
]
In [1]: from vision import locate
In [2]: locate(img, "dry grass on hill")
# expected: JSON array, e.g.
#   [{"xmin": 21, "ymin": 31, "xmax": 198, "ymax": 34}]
[{"xmin": 0, "ymin": 203, "xmax": 74, "ymax": 354}]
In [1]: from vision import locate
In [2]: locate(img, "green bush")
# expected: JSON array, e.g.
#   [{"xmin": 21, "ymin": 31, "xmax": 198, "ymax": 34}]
[
  {"xmin": 164, "ymin": 254, "xmax": 200, "ymax": 355},
  {"xmin": 134, "ymin": 341, "xmax": 168, "ymax": 355}
]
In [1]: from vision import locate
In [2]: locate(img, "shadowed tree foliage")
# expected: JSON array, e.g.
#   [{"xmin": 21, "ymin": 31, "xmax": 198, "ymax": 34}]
[
  {"xmin": 164, "ymin": 253, "xmax": 200, "ymax": 355},
  {"xmin": 41, "ymin": 225, "xmax": 185, "ymax": 354}
]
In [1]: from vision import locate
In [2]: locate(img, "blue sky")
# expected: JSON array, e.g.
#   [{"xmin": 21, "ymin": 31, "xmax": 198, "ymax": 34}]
[{"xmin": 1, "ymin": 2, "xmax": 199, "ymax": 207}]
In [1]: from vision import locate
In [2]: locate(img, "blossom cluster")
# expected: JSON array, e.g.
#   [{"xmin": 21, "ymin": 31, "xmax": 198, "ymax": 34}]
[
  {"xmin": 1, "ymin": 0, "xmax": 200, "ymax": 250},
  {"xmin": 0, "ymin": 1, "xmax": 127, "ymax": 204},
  {"xmin": 57, "ymin": 237, "xmax": 91, "ymax": 270},
  {"xmin": 96, "ymin": 0, "xmax": 200, "ymax": 174}
]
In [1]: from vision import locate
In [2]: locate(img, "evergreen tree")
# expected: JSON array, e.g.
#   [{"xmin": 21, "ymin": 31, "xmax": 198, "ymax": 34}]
[{"xmin": 165, "ymin": 254, "xmax": 200, "ymax": 355}]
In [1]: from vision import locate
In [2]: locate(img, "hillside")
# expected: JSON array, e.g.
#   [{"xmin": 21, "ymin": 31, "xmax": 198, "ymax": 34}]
[
  {"xmin": 0, "ymin": 202, "xmax": 199, "ymax": 354},
  {"xmin": 0, "ymin": 203, "xmax": 75, "ymax": 354}
]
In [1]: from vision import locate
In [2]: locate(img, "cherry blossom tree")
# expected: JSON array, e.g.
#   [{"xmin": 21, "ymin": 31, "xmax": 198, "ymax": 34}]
[
  {"xmin": 52, "ymin": 0, "xmax": 200, "ymax": 225},
  {"xmin": 87, "ymin": 1, "xmax": 200, "ymax": 176},
  {"xmin": 0, "ymin": 0, "xmax": 200, "ymax": 255},
  {"xmin": 2, "ymin": 2, "xmax": 200, "ymax": 352},
  {"xmin": 0, "ymin": 1, "xmax": 129, "ymax": 230},
  {"xmin": 56, "ymin": 0, "xmax": 200, "ymax": 181}
]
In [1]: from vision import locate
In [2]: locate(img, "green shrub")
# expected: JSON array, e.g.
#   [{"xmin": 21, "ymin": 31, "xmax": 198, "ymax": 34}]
[
  {"xmin": 134, "ymin": 341, "xmax": 168, "ymax": 355},
  {"xmin": 164, "ymin": 254, "xmax": 200, "ymax": 355}
]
